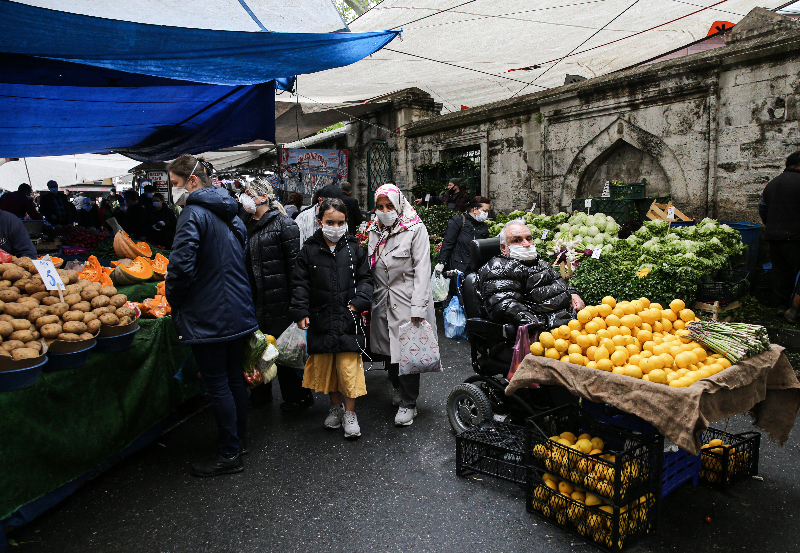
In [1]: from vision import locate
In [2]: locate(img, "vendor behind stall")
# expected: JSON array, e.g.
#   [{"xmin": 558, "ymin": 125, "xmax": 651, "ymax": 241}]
[
  {"xmin": 0, "ymin": 209, "xmax": 37, "ymax": 257},
  {"xmin": 477, "ymin": 219, "xmax": 584, "ymax": 328}
]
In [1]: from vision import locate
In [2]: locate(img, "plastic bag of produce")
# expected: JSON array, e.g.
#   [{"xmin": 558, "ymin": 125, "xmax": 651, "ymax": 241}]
[
  {"xmin": 508, "ymin": 324, "xmax": 539, "ymax": 387},
  {"xmin": 398, "ymin": 320, "xmax": 442, "ymax": 375},
  {"xmin": 430, "ymin": 270, "xmax": 449, "ymax": 302},
  {"xmin": 242, "ymin": 331, "xmax": 269, "ymax": 387},
  {"xmin": 444, "ymin": 295, "xmax": 468, "ymax": 341},
  {"xmin": 276, "ymin": 323, "xmax": 308, "ymax": 370},
  {"xmin": 256, "ymin": 342, "xmax": 280, "ymax": 383}
]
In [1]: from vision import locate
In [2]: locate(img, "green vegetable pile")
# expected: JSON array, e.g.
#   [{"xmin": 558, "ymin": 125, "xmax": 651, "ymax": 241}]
[
  {"xmin": 416, "ymin": 205, "xmax": 457, "ymax": 237},
  {"xmin": 686, "ymin": 320, "xmax": 770, "ymax": 364}
]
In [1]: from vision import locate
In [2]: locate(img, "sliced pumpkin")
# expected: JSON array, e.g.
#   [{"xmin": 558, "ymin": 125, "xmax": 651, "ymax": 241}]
[
  {"xmin": 110, "ymin": 260, "xmax": 120, "ymax": 268},
  {"xmin": 150, "ymin": 253, "xmax": 169, "ymax": 280},
  {"xmin": 111, "ymin": 256, "xmax": 153, "ymax": 286},
  {"xmin": 156, "ymin": 280, "xmax": 166, "ymax": 296},
  {"xmin": 79, "ymin": 255, "xmax": 104, "ymax": 283},
  {"xmin": 113, "ymin": 231, "xmax": 152, "ymax": 259},
  {"xmin": 99, "ymin": 272, "xmax": 114, "ymax": 287}
]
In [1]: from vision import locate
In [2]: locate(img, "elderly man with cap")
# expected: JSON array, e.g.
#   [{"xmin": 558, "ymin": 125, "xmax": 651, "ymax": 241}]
[
  {"xmin": 38, "ymin": 180, "xmax": 74, "ymax": 226},
  {"xmin": 295, "ymin": 184, "xmax": 344, "ymax": 246},
  {"xmin": 0, "ymin": 183, "xmax": 43, "ymax": 220}
]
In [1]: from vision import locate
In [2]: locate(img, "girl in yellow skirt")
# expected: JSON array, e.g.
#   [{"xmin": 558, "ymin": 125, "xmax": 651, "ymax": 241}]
[{"xmin": 289, "ymin": 198, "xmax": 373, "ymax": 438}]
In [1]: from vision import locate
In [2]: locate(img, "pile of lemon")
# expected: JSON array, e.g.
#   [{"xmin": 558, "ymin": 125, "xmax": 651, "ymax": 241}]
[
  {"xmin": 529, "ymin": 296, "xmax": 733, "ymax": 387},
  {"xmin": 700, "ymin": 438, "xmax": 751, "ymax": 484}
]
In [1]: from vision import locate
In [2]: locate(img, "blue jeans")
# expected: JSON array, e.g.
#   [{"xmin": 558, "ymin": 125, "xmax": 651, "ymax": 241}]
[{"xmin": 192, "ymin": 337, "xmax": 247, "ymax": 457}]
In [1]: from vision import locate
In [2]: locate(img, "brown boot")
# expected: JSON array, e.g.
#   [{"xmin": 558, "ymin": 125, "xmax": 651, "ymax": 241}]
[{"xmin": 784, "ymin": 294, "xmax": 800, "ymax": 324}]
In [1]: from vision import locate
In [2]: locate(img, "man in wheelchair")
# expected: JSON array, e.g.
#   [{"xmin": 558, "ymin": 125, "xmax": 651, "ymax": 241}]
[{"xmin": 446, "ymin": 219, "xmax": 585, "ymax": 432}]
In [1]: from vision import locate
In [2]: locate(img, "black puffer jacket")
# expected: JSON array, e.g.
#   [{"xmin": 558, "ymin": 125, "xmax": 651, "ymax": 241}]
[
  {"xmin": 477, "ymin": 254, "xmax": 576, "ymax": 329},
  {"xmin": 166, "ymin": 187, "xmax": 258, "ymax": 344},
  {"xmin": 439, "ymin": 212, "xmax": 490, "ymax": 274},
  {"xmin": 289, "ymin": 230, "xmax": 373, "ymax": 354},
  {"xmin": 760, "ymin": 168, "xmax": 800, "ymax": 240},
  {"xmin": 245, "ymin": 208, "xmax": 300, "ymax": 338}
]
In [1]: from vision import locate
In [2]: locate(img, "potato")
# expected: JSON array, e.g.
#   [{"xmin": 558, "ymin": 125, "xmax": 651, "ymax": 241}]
[
  {"xmin": 62, "ymin": 311, "xmax": 85, "ymax": 322},
  {"xmin": 0, "ymin": 321, "xmax": 12, "ymax": 337},
  {"xmin": 0, "ymin": 289, "xmax": 20, "ymax": 302},
  {"xmin": 36, "ymin": 315, "xmax": 60, "ymax": 328},
  {"xmin": 57, "ymin": 333, "xmax": 81, "ymax": 342},
  {"xmin": 89, "ymin": 282, "xmax": 103, "ymax": 290},
  {"xmin": 15, "ymin": 257, "xmax": 36, "ymax": 272},
  {"xmin": 63, "ymin": 284, "xmax": 80, "ymax": 296},
  {"xmin": 0, "ymin": 349, "xmax": 10, "ymax": 357},
  {"xmin": 99, "ymin": 313, "xmax": 120, "ymax": 326},
  {"xmin": 0, "ymin": 280, "xmax": 11, "ymax": 288},
  {"xmin": 19, "ymin": 299, "xmax": 40, "ymax": 310},
  {"xmin": 5, "ymin": 303, "xmax": 29, "ymax": 318},
  {"xmin": 80, "ymin": 288, "xmax": 99, "ymax": 301},
  {"xmin": 25, "ymin": 282, "xmax": 46, "ymax": 295},
  {"xmin": 1, "ymin": 340, "xmax": 24, "ymax": 351},
  {"xmin": 118, "ymin": 316, "xmax": 133, "ymax": 326},
  {"xmin": 63, "ymin": 293, "xmax": 81, "ymax": 306},
  {"xmin": 12, "ymin": 348, "xmax": 40, "ymax": 360},
  {"xmin": 76, "ymin": 279, "xmax": 92, "ymax": 289},
  {"xmin": 40, "ymin": 323, "xmax": 62, "ymax": 339},
  {"xmin": 86, "ymin": 319, "xmax": 102, "ymax": 334},
  {"xmin": 9, "ymin": 330, "xmax": 32, "ymax": 342},
  {"xmin": 0, "ymin": 263, "xmax": 16, "ymax": 274},
  {"xmin": 82, "ymin": 312, "xmax": 98, "ymax": 323},
  {"xmin": 26, "ymin": 340, "xmax": 42, "ymax": 352},
  {"xmin": 27, "ymin": 307, "xmax": 48, "ymax": 323},
  {"xmin": 31, "ymin": 291, "xmax": 50, "ymax": 302},
  {"xmin": 63, "ymin": 321, "xmax": 87, "ymax": 334},
  {"xmin": 115, "ymin": 306, "xmax": 136, "ymax": 319},
  {"xmin": 31, "ymin": 330, "xmax": 40, "ymax": 341},
  {"xmin": 92, "ymin": 307, "xmax": 111, "ymax": 316},
  {"xmin": 109, "ymin": 294, "xmax": 127, "ymax": 308},
  {"xmin": 0, "ymin": 314, "xmax": 12, "ymax": 323},
  {"xmin": 41, "ymin": 296, "xmax": 59, "ymax": 306},
  {"xmin": 100, "ymin": 286, "xmax": 117, "ymax": 297},
  {"xmin": 2, "ymin": 268, "xmax": 24, "ymax": 282},
  {"xmin": 91, "ymin": 295, "xmax": 110, "ymax": 308},
  {"xmin": 10, "ymin": 319, "xmax": 31, "ymax": 331},
  {"xmin": 73, "ymin": 301, "xmax": 92, "ymax": 313},
  {"xmin": 79, "ymin": 332, "xmax": 95, "ymax": 341},
  {"xmin": 49, "ymin": 303, "xmax": 69, "ymax": 317},
  {"xmin": 13, "ymin": 278, "xmax": 30, "ymax": 292}
]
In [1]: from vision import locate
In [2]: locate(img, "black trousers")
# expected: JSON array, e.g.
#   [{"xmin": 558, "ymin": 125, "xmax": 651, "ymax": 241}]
[
  {"xmin": 254, "ymin": 363, "xmax": 313, "ymax": 404},
  {"xmin": 769, "ymin": 240, "xmax": 800, "ymax": 308}
]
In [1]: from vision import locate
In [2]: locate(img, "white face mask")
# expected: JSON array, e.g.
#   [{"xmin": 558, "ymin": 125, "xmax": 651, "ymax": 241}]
[
  {"xmin": 508, "ymin": 244, "xmax": 538, "ymax": 261},
  {"xmin": 239, "ymin": 193, "xmax": 256, "ymax": 214},
  {"xmin": 172, "ymin": 186, "xmax": 188, "ymax": 206},
  {"xmin": 377, "ymin": 209, "xmax": 398, "ymax": 227},
  {"xmin": 474, "ymin": 210, "xmax": 488, "ymax": 223},
  {"xmin": 322, "ymin": 224, "xmax": 346, "ymax": 243}
]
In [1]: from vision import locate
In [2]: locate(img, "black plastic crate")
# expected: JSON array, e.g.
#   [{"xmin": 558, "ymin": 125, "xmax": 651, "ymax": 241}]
[
  {"xmin": 610, "ymin": 182, "xmax": 646, "ymax": 200},
  {"xmin": 456, "ymin": 422, "xmax": 526, "ymax": 485},
  {"xmin": 527, "ymin": 469, "xmax": 658, "ymax": 552},
  {"xmin": 695, "ymin": 269, "xmax": 751, "ymax": 306},
  {"xmin": 526, "ymin": 405, "xmax": 664, "ymax": 506},
  {"xmin": 700, "ymin": 428, "xmax": 760, "ymax": 487},
  {"xmin": 572, "ymin": 198, "xmax": 637, "ymax": 224}
]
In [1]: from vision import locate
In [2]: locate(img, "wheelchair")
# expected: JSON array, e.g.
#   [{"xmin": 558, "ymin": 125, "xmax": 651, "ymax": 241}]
[{"xmin": 445, "ymin": 237, "xmax": 577, "ymax": 434}]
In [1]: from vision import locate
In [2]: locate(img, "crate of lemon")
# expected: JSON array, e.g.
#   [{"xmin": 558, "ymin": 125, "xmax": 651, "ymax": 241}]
[
  {"xmin": 526, "ymin": 404, "xmax": 662, "ymax": 551},
  {"xmin": 699, "ymin": 427, "xmax": 760, "ymax": 487},
  {"xmin": 528, "ymin": 296, "xmax": 734, "ymax": 387}
]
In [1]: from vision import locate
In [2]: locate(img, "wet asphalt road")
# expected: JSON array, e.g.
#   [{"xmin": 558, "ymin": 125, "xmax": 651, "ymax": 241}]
[{"xmin": 8, "ymin": 323, "xmax": 800, "ymax": 553}]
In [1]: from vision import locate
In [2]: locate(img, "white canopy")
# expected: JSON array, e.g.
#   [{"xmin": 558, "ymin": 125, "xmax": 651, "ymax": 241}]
[
  {"xmin": 299, "ymin": 0, "xmax": 787, "ymax": 112},
  {"xmin": 0, "ymin": 155, "xmax": 134, "ymax": 191}
]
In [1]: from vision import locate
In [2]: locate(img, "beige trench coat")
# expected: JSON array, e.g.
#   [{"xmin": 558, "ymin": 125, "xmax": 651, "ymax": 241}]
[{"xmin": 369, "ymin": 221, "xmax": 436, "ymax": 363}]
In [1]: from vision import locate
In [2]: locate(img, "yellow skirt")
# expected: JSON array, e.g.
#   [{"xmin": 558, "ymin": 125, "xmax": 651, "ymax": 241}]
[{"xmin": 302, "ymin": 352, "xmax": 367, "ymax": 398}]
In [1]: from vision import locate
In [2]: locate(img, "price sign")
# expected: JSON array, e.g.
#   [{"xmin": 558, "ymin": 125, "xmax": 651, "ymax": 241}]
[
  {"xmin": 584, "ymin": 199, "xmax": 592, "ymax": 208},
  {"xmin": 591, "ymin": 247, "xmax": 602, "ymax": 259},
  {"xmin": 32, "ymin": 255, "xmax": 65, "ymax": 291},
  {"xmin": 541, "ymin": 229, "xmax": 548, "ymax": 240},
  {"xmin": 667, "ymin": 207, "xmax": 676, "ymax": 220},
  {"xmin": 424, "ymin": 194, "xmax": 431, "ymax": 202}
]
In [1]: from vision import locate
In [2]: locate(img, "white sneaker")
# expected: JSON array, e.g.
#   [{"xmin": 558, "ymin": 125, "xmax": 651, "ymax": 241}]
[
  {"xmin": 342, "ymin": 411, "xmax": 361, "ymax": 438},
  {"xmin": 394, "ymin": 406, "xmax": 418, "ymax": 426},
  {"xmin": 391, "ymin": 388, "xmax": 402, "ymax": 406},
  {"xmin": 325, "ymin": 405, "xmax": 344, "ymax": 429}
]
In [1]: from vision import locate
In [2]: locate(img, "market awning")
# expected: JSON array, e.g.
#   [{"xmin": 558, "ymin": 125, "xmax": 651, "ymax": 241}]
[{"xmin": 0, "ymin": 1, "xmax": 399, "ymax": 161}]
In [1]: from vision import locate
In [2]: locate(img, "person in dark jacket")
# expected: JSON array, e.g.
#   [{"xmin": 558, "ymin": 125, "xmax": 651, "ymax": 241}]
[
  {"xmin": 290, "ymin": 198, "xmax": 373, "ymax": 439},
  {"xmin": 283, "ymin": 191, "xmax": 304, "ymax": 219},
  {"xmin": 435, "ymin": 196, "xmax": 491, "ymax": 296},
  {"xmin": 145, "ymin": 193, "xmax": 177, "ymax": 248},
  {"xmin": 0, "ymin": 183, "xmax": 43, "ymax": 220},
  {"xmin": 243, "ymin": 180, "xmax": 314, "ymax": 412},
  {"xmin": 38, "ymin": 180, "xmax": 74, "ymax": 226},
  {"xmin": 165, "ymin": 154, "xmax": 258, "ymax": 477},
  {"xmin": 340, "ymin": 181, "xmax": 363, "ymax": 235},
  {"xmin": 77, "ymin": 197, "xmax": 104, "ymax": 229},
  {"xmin": 477, "ymin": 219, "xmax": 584, "ymax": 329},
  {"xmin": 0, "ymin": 209, "xmax": 36, "ymax": 257},
  {"xmin": 760, "ymin": 151, "xmax": 800, "ymax": 315},
  {"xmin": 414, "ymin": 177, "xmax": 471, "ymax": 212},
  {"xmin": 121, "ymin": 190, "xmax": 148, "ymax": 241}
]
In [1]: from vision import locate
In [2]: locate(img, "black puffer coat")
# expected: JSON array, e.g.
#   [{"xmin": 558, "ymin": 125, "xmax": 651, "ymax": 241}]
[
  {"xmin": 289, "ymin": 230, "xmax": 373, "ymax": 354},
  {"xmin": 166, "ymin": 187, "xmax": 258, "ymax": 344},
  {"xmin": 760, "ymin": 167, "xmax": 800, "ymax": 240},
  {"xmin": 245, "ymin": 208, "xmax": 300, "ymax": 338},
  {"xmin": 438, "ymin": 212, "xmax": 490, "ymax": 274},
  {"xmin": 477, "ymin": 253, "xmax": 576, "ymax": 329}
]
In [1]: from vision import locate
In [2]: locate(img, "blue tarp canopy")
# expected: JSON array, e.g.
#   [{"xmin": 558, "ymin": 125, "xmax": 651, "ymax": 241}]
[{"xmin": 0, "ymin": 0, "xmax": 399, "ymax": 161}]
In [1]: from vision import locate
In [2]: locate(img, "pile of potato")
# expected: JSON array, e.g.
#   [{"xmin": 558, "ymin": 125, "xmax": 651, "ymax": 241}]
[{"xmin": 0, "ymin": 257, "xmax": 136, "ymax": 360}]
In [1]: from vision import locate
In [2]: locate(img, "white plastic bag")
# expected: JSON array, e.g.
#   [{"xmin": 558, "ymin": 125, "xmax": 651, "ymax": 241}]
[
  {"xmin": 275, "ymin": 323, "xmax": 308, "ymax": 370},
  {"xmin": 430, "ymin": 271, "xmax": 449, "ymax": 302},
  {"xmin": 257, "ymin": 343, "xmax": 280, "ymax": 383},
  {"xmin": 398, "ymin": 320, "xmax": 442, "ymax": 376}
]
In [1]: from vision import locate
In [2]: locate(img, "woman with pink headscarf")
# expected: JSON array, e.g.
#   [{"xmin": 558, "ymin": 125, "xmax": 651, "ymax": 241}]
[{"xmin": 368, "ymin": 183, "xmax": 436, "ymax": 427}]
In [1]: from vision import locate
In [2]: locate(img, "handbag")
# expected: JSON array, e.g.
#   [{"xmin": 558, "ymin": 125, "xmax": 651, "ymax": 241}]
[
  {"xmin": 508, "ymin": 324, "xmax": 539, "ymax": 387},
  {"xmin": 398, "ymin": 320, "xmax": 442, "ymax": 375},
  {"xmin": 444, "ymin": 294, "xmax": 468, "ymax": 341}
]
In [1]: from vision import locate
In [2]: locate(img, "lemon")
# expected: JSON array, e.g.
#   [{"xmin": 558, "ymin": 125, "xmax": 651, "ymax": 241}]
[
  {"xmin": 693, "ymin": 347, "xmax": 707, "ymax": 362},
  {"xmin": 626, "ymin": 343, "xmax": 640, "ymax": 356},
  {"xmin": 558, "ymin": 481, "xmax": 574, "ymax": 495},
  {"xmin": 568, "ymin": 319, "xmax": 583, "ymax": 331},
  {"xmin": 592, "ymin": 317, "xmax": 607, "ymax": 330},
  {"xmin": 554, "ymin": 339, "xmax": 569, "ymax": 352},
  {"xmin": 662, "ymin": 309, "xmax": 678, "ymax": 322},
  {"xmin": 619, "ymin": 326, "xmax": 632, "ymax": 337},
  {"xmin": 673, "ymin": 319, "xmax": 686, "ymax": 331},
  {"xmin": 653, "ymin": 320, "xmax": 664, "ymax": 333},
  {"xmin": 594, "ymin": 346, "xmax": 610, "ymax": 361},
  {"xmin": 560, "ymin": 431, "xmax": 577, "ymax": 443},
  {"xmin": 530, "ymin": 342, "xmax": 545, "ymax": 356},
  {"xmin": 587, "ymin": 334, "xmax": 599, "ymax": 346},
  {"xmin": 648, "ymin": 368, "xmax": 667, "ymax": 383},
  {"xmin": 596, "ymin": 359, "xmax": 613, "ymax": 372},
  {"xmin": 568, "ymin": 352, "xmax": 585, "ymax": 365},
  {"xmin": 539, "ymin": 332, "xmax": 555, "ymax": 348},
  {"xmin": 675, "ymin": 352, "xmax": 690, "ymax": 369},
  {"xmin": 545, "ymin": 348, "xmax": 561, "ymax": 359},
  {"xmin": 586, "ymin": 360, "xmax": 598, "ymax": 369},
  {"xmin": 612, "ymin": 366, "xmax": 625, "ymax": 375},
  {"xmin": 584, "ymin": 321, "xmax": 599, "ymax": 334},
  {"xmin": 697, "ymin": 368, "xmax": 712, "ymax": 379},
  {"xmin": 585, "ymin": 345, "xmax": 598, "ymax": 361},
  {"xmin": 612, "ymin": 306, "xmax": 625, "ymax": 318},
  {"xmin": 560, "ymin": 354, "xmax": 570, "ymax": 363},
  {"xmin": 660, "ymin": 353, "xmax": 675, "ymax": 369},
  {"xmin": 575, "ymin": 438, "xmax": 593, "ymax": 453},
  {"xmin": 569, "ymin": 330, "xmax": 581, "ymax": 343},
  {"xmin": 670, "ymin": 299, "xmax": 686, "ymax": 312},
  {"xmin": 610, "ymin": 349, "xmax": 628, "ymax": 366},
  {"xmin": 605, "ymin": 314, "xmax": 621, "ymax": 328},
  {"xmin": 557, "ymin": 325, "xmax": 571, "ymax": 339},
  {"xmin": 676, "ymin": 368, "xmax": 689, "ymax": 377},
  {"xmin": 586, "ymin": 305, "xmax": 599, "ymax": 318},
  {"xmin": 679, "ymin": 308, "xmax": 695, "ymax": 322},
  {"xmin": 611, "ymin": 334, "xmax": 626, "ymax": 347},
  {"xmin": 629, "ymin": 354, "xmax": 642, "ymax": 367},
  {"xmin": 621, "ymin": 303, "xmax": 636, "ymax": 315},
  {"xmin": 669, "ymin": 379, "xmax": 684, "ymax": 388},
  {"xmin": 596, "ymin": 328, "xmax": 610, "ymax": 340},
  {"xmin": 638, "ymin": 357, "xmax": 652, "ymax": 374},
  {"xmin": 568, "ymin": 343, "xmax": 582, "ymax": 355},
  {"xmin": 598, "ymin": 303, "xmax": 613, "ymax": 317},
  {"xmin": 637, "ymin": 330, "xmax": 653, "ymax": 343},
  {"xmin": 661, "ymin": 318, "xmax": 673, "ymax": 332},
  {"xmin": 623, "ymin": 365, "xmax": 643, "ymax": 379},
  {"xmin": 577, "ymin": 309, "xmax": 591, "ymax": 323},
  {"xmin": 602, "ymin": 296, "xmax": 617, "ymax": 308},
  {"xmin": 639, "ymin": 297, "xmax": 651, "ymax": 308}
]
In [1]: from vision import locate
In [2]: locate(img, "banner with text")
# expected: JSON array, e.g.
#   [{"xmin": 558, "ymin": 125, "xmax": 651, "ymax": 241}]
[{"xmin": 279, "ymin": 149, "xmax": 348, "ymax": 195}]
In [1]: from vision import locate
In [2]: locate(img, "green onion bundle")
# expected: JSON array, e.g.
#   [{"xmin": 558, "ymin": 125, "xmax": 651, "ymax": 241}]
[{"xmin": 686, "ymin": 320, "xmax": 771, "ymax": 364}]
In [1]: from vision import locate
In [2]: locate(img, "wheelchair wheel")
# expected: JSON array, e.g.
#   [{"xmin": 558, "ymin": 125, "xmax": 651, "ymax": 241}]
[{"xmin": 447, "ymin": 383, "xmax": 493, "ymax": 435}]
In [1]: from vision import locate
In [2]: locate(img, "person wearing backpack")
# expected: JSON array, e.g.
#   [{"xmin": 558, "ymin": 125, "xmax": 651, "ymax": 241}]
[{"xmin": 435, "ymin": 196, "xmax": 491, "ymax": 297}]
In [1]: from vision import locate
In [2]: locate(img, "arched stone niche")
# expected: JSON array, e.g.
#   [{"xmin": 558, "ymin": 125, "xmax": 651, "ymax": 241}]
[{"xmin": 561, "ymin": 117, "xmax": 688, "ymax": 205}]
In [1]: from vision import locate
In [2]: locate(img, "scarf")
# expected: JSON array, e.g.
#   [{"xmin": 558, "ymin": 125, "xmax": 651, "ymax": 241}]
[{"xmin": 369, "ymin": 183, "xmax": 421, "ymax": 267}]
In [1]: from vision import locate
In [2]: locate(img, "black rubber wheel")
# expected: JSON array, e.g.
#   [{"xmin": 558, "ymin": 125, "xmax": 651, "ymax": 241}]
[{"xmin": 447, "ymin": 382, "xmax": 493, "ymax": 435}]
